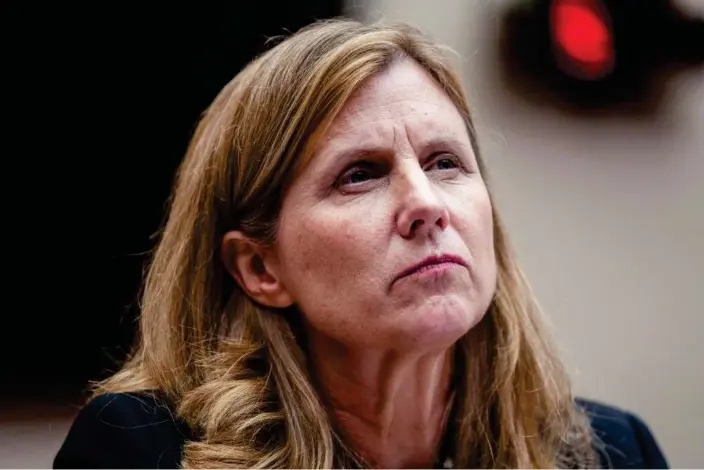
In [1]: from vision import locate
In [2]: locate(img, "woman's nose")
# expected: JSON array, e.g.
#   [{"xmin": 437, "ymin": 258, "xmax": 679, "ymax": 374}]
[{"xmin": 395, "ymin": 168, "xmax": 449, "ymax": 240}]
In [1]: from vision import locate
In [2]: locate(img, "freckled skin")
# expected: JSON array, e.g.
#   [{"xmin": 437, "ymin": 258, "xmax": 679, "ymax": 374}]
[{"xmin": 275, "ymin": 59, "xmax": 497, "ymax": 353}]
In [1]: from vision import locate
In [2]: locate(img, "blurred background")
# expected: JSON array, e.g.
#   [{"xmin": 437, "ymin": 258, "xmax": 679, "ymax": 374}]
[{"xmin": 2, "ymin": 0, "xmax": 702, "ymax": 467}]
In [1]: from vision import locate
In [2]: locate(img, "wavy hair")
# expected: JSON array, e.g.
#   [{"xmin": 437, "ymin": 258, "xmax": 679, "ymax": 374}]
[{"xmin": 93, "ymin": 18, "xmax": 598, "ymax": 468}]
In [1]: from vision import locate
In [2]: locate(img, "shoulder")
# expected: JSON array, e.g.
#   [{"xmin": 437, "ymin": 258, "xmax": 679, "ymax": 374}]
[
  {"xmin": 575, "ymin": 397, "xmax": 669, "ymax": 469},
  {"xmin": 53, "ymin": 392, "xmax": 191, "ymax": 469}
]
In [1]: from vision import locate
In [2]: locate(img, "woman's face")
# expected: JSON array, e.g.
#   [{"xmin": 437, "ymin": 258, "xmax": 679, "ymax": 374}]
[{"xmin": 274, "ymin": 59, "xmax": 496, "ymax": 352}]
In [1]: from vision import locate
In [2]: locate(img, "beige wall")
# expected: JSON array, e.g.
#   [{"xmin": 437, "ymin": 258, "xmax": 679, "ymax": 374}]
[{"xmin": 348, "ymin": 0, "xmax": 703, "ymax": 467}]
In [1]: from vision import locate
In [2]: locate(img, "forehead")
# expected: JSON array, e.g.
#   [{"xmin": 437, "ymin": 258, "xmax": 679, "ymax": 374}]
[{"xmin": 320, "ymin": 59, "xmax": 468, "ymax": 145}]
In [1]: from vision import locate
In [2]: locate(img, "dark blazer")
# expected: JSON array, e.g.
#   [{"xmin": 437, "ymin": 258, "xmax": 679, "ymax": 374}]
[{"xmin": 53, "ymin": 392, "xmax": 669, "ymax": 469}]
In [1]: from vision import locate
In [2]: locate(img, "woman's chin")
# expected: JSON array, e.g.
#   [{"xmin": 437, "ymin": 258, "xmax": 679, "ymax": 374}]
[{"xmin": 389, "ymin": 296, "xmax": 487, "ymax": 352}]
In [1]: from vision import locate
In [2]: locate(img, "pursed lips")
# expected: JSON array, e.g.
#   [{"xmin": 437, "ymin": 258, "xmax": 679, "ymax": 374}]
[{"xmin": 393, "ymin": 253, "xmax": 468, "ymax": 284}]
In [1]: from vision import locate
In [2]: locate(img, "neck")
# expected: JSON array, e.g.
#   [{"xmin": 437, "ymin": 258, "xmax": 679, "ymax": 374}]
[{"xmin": 308, "ymin": 334, "xmax": 455, "ymax": 469}]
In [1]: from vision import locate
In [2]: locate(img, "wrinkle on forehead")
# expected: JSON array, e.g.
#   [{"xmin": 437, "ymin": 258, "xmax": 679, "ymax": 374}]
[
  {"xmin": 296, "ymin": 59, "xmax": 473, "ymax": 184},
  {"xmin": 326, "ymin": 59, "xmax": 448, "ymax": 123}
]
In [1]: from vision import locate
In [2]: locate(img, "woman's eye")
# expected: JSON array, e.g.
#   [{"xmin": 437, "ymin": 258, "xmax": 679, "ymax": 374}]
[
  {"xmin": 345, "ymin": 169, "xmax": 372, "ymax": 184},
  {"xmin": 428, "ymin": 155, "xmax": 460, "ymax": 171},
  {"xmin": 337, "ymin": 163, "xmax": 376, "ymax": 187},
  {"xmin": 335, "ymin": 154, "xmax": 462, "ymax": 190}
]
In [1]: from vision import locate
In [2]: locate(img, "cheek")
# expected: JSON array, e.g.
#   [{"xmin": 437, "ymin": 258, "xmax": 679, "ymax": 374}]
[
  {"xmin": 453, "ymin": 184, "xmax": 493, "ymax": 243},
  {"xmin": 277, "ymin": 207, "xmax": 391, "ymax": 342},
  {"xmin": 453, "ymin": 185, "xmax": 497, "ymax": 283},
  {"xmin": 475, "ymin": 190, "xmax": 497, "ymax": 290},
  {"xmin": 278, "ymin": 207, "xmax": 383, "ymax": 300}
]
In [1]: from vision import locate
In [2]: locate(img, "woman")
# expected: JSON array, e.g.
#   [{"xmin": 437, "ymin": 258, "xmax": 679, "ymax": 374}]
[{"xmin": 54, "ymin": 19, "xmax": 668, "ymax": 469}]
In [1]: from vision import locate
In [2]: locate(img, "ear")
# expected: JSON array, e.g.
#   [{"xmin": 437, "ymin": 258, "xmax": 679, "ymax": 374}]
[{"xmin": 221, "ymin": 231, "xmax": 294, "ymax": 309}]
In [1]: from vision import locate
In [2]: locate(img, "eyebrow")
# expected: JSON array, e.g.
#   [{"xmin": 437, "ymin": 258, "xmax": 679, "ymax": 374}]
[
  {"xmin": 417, "ymin": 135, "xmax": 473, "ymax": 154},
  {"xmin": 326, "ymin": 135, "xmax": 472, "ymax": 166},
  {"xmin": 329, "ymin": 147, "xmax": 389, "ymax": 167}
]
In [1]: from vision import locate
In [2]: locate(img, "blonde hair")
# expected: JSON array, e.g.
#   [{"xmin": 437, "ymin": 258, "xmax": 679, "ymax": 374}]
[{"xmin": 94, "ymin": 18, "xmax": 598, "ymax": 468}]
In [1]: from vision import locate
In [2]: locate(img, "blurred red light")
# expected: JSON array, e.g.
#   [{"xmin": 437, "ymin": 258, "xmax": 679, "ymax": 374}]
[{"xmin": 551, "ymin": 0, "xmax": 615, "ymax": 79}]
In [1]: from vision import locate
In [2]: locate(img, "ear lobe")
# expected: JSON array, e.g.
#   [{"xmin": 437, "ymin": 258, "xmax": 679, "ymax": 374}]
[{"xmin": 221, "ymin": 231, "xmax": 294, "ymax": 309}]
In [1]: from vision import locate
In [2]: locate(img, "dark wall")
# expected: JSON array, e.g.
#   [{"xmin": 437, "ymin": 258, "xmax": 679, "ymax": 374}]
[{"xmin": 2, "ymin": 2, "xmax": 343, "ymax": 400}]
